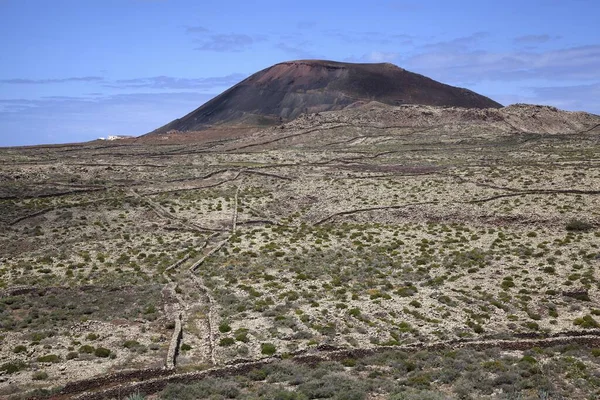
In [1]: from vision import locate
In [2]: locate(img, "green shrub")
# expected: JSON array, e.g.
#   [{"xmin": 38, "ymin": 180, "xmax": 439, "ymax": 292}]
[
  {"xmin": 349, "ymin": 308, "xmax": 361, "ymax": 317},
  {"xmin": 0, "ymin": 360, "xmax": 27, "ymax": 374},
  {"xmin": 66, "ymin": 351, "xmax": 79, "ymax": 360},
  {"xmin": 261, "ymin": 343, "xmax": 277, "ymax": 355},
  {"xmin": 396, "ymin": 285, "xmax": 418, "ymax": 297},
  {"xmin": 13, "ymin": 345, "xmax": 27, "ymax": 353},
  {"xmin": 407, "ymin": 373, "xmax": 432, "ymax": 388},
  {"xmin": 247, "ymin": 368, "xmax": 268, "ymax": 381},
  {"xmin": 342, "ymin": 358, "xmax": 357, "ymax": 367},
  {"xmin": 566, "ymin": 219, "xmax": 594, "ymax": 232},
  {"xmin": 235, "ymin": 329, "xmax": 249, "ymax": 343},
  {"xmin": 297, "ymin": 374, "xmax": 366, "ymax": 399},
  {"xmin": 219, "ymin": 337, "xmax": 235, "ymax": 347},
  {"xmin": 30, "ymin": 331, "xmax": 54, "ymax": 342},
  {"xmin": 218, "ymin": 322, "xmax": 232, "ymax": 333},
  {"xmin": 437, "ymin": 295, "xmax": 456, "ymax": 307},
  {"xmin": 524, "ymin": 321, "xmax": 539, "ymax": 330},
  {"xmin": 501, "ymin": 278, "xmax": 515, "ymax": 289},
  {"xmin": 181, "ymin": 343, "xmax": 192, "ymax": 351},
  {"xmin": 160, "ymin": 378, "xmax": 240, "ymax": 399},
  {"xmin": 37, "ymin": 354, "xmax": 60, "ymax": 363},
  {"xmin": 123, "ymin": 340, "xmax": 140, "ymax": 349},
  {"xmin": 79, "ymin": 345, "xmax": 95, "ymax": 354},
  {"xmin": 409, "ymin": 300, "xmax": 422, "ymax": 308},
  {"xmin": 94, "ymin": 347, "xmax": 111, "ymax": 357},
  {"xmin": 574, "ymin": 315, "xmax": 599, "ymax": 328},
  {"xmin": 520, "ymin": 355, "xmax": 537, "ymax": 364},
  {"xmin": 144, "ymin": 304, "xmax": 156, "ymax": 314},
  {"xmin": 32, "ymin": 371, "xmax": 49, "ymax": 380}
]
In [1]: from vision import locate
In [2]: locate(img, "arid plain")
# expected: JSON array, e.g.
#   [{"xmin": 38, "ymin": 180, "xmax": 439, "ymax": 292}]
[{"xmin": 1, "ymin": 102, "xmax": 600, "ymax": 399}]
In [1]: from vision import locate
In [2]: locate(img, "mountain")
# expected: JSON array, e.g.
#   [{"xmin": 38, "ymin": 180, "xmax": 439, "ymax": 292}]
[{"xmin": 147, "ymin": 60, "xmax": 502, "ymax": 136}]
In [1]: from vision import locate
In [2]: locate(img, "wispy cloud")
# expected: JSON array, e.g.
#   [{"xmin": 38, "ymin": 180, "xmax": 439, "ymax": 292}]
[
  {"xmin": 104, "ymin": 74, "xmax": 247, "ymax": 90},
  {"xmin": 275, "ymin": 42, "xmax": 316, "ymax": 59},
  {"xmin": 194, "ymin": 33, "xmax": 263, "ymax": 52},
  {"xmin": 185, "ymin": 24, "xmax": 266, "ymax": 53},
  {"xmin": 419, "ymin": 32, "xmax": 489, "ymax": 52},
  {"xmin": 405, "ymin": 44, "xmax": 600, "ymax": 83},
  {"xmin": 0, "ymin": 76, "xmax": 104, "ymax": 84},
  {"xmin": 0, "ymin": 73, "xmax": 246, "ymax": 91},
  {"xmin": 513, "ymin": 34, "xmax": 556, "ymax": 45},
  {"xmin": 185, "ymin": 25, "xmax": 210, "ymax": 34},
  {"xmin": 327, "ymin": 30, "xmax": 413, "ymax": 46}
]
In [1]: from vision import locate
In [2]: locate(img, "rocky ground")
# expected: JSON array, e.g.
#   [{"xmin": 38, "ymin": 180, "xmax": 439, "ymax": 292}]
[{"xmin": 0, "ymin": 103, "xmax": 599, "ymax": 399}]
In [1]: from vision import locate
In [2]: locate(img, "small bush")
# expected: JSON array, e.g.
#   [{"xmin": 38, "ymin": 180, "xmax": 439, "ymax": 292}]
[
  {"xmin": 524, "ymin": 321, "xmax": 539, "ymax": 330},
  {"xmin": 574, "ymin": 315, "xmax": 599, "ymax": 329},
  {"xmin": 32, "ymin": 371, "xmax": 49, "ymax": 380},
  {"xmin": 396, "ymin": 285, "xmax": 418, "ymax": 297},
  {"xmin": 94, "ymin": 347, "xmax": 111, "ymax": 357},
  {"xmin": 520, "ymin": 355, "xmax": 537, "ymax": 364},
  {"xmin": 348, "ymin": 308, "xmax": 361, "ymax": 317},
  {"xmin": 79, "ymin": 345, "xmax": 95, "ymax": 354},
  {"xmin": 0, "ymin": 360, "xmax": 27, "ymax": 374},
  {"xmin": 566, "ymin": 219, "xmax": 594, "ymax": 232},
  {"xmin": 123, "ymin": 340, "xmax": 140, "ymax": 349},
  {"xmin": 247, "ymin": 368, "xmax": 268, "ymax": 381},
  {"xmin": 501, "ymin": 278, "xmax": 515, "ymax": 290},
  {"xmin": 261, "ymin": 343, "xmax": 277, "ymax": 355},
  {"xmin": 144, "ymin": 304, "xmax": 157, "ymax": 314},
  {"xmin": 37, "ymin": 354, "xmax": 60, "ymax": 363},
  {"xmin": 181, "ymin": 343, "xmax": 192, "ymax": 351},
  {"xmin": 13, "ymin": 345, "xmax": 27, "ymax": 353},
  {"xmin": 341, "ymin": 358, "xmax": 357, "ymax": 367},
  {"xmin": 218, "ymin": 322, "xmax": 232, "ymax": 333},
  {"xmin": 235, "ymin": 329, "xmax": 249, "ymax": 343},
  {"xmin": 219, "ymin": 337, "xmax": 235, "ymax": 347}
]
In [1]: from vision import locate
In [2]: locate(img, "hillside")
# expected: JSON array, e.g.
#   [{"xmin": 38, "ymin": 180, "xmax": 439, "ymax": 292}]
[{"xmin": 147, "ymin": 60, "xmax": 502, "ymax": 136}]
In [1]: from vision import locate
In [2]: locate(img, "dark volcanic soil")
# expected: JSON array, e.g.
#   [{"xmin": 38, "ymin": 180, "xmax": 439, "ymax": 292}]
[{"xmin": 147, "ymin": 60, "xmax": 502, "ymax": 135}]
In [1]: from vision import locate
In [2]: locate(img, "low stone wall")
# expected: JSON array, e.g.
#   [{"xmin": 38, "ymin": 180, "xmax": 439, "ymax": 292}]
[
  {"xmin": 64, "ymin": 331, "xmax": 600, "ymax": 399},
  {"xmin": 28, "ymin": 368, "xmax": 174, "ymax": 399},
  {"xmin": 165, "ymin": 313, "xmax": 183, "ymax": 370}
]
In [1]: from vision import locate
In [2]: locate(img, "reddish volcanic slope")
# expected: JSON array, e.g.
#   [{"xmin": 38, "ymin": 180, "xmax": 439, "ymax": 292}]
[{"xmin": 148, "ymin": 60, "xmax": 502, "ymax": 135}]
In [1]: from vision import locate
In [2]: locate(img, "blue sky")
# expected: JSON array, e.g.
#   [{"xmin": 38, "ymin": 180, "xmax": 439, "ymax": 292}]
[{"xmin": 0, "ymin": 0, "xmax": 599, "ymax": 146}]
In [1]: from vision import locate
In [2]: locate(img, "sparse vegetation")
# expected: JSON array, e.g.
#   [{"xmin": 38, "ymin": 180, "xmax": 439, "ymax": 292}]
[{"xmin": 1, "ymin": 103, "xmax": 599, "ymax": 397}]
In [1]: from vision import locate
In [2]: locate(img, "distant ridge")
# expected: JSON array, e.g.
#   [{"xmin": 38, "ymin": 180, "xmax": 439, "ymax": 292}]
[{"xmin": 147, "ymin": 60, "xmax": 502, "ymax": 135}]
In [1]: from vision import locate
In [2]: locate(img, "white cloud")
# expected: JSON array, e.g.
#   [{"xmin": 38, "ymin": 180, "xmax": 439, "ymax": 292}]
[{"xmin": 404, "ymin": 45, "xmax": 600, "ymax": 83}]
